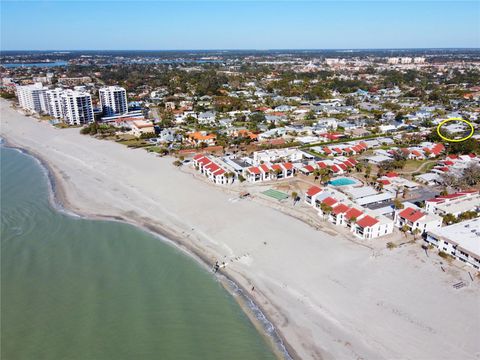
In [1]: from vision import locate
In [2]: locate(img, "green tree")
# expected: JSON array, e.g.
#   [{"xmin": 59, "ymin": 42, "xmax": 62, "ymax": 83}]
[
  {"xmin": 442, "ymin": 213, "xmax": 457, "ymax": 225},
  {"xmin": 320, "ymin": 203, "xmax": 333, "ymax": 220}
]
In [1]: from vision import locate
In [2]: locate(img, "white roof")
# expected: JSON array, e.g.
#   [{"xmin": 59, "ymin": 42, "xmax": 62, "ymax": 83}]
[
  {"xmin": 416, "ymin": 172, "xmax": 440, "ymax": 180},
  {"xmin": 344, "ymin": 186, "xmax": 378, "ymax": 199},
  {"xmin": 356, "ymin": 192, "xmax": 394, "ymax": 206},
  {"xmin": 428, "ymin": 218, "xmax": 480, "ymax": 257},
  {"xmin": 367, "ymin": 155, "xmax": 392, "ymax": 163}
]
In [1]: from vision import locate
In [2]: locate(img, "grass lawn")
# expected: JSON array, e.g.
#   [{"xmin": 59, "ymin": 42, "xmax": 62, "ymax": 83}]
[
  {"xmin": 117, "ymin": 138, "xmax": 151, "ymax": 148},
  {"xmin": 401, "ymin": 159, "xmax": 436, "ymax": 173}
]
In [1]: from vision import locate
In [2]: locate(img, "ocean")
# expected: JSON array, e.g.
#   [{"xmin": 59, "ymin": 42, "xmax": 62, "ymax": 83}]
[{"xmin": 0, "ymin": 145, "xmax": 276, "ymax": 360}]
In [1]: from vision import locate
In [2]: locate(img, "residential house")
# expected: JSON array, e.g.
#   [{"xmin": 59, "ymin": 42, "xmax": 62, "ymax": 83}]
[{"xmin": 394, "ymin": 204, "xmax": 442, "ymax": 234}]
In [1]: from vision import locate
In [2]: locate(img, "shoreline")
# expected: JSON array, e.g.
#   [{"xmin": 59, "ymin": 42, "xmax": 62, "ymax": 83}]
[
  {"xmin": 1, "ymin": 138, "xmax": 296, "ymax": 360},
  {"xmin": 2, "ymin": 98, "xmax": 479, "ymax": 360}
]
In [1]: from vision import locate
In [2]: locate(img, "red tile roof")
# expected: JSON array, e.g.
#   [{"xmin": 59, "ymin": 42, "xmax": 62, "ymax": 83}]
[
  {"xmin": 398, "ymin": 207, "xmax": 425, "ymax": 222},
  {"xmin": 348, "ymin": 157, "xmax": 358, "ymax": 165},
  {"xmin": 248, "ymin": 166, "xmax": 260, "ymax": 174},
  {"xmin": 303, "ymin": 165, "xmax": 315, "ymax": 173},
  {"xmin": 322, "ymin": 197, "xmax": 337, "ymax": 207},
  {"xmin": 332, "ymin": 203, "xmax": 350, "ymax": 215},
  {"xmin": 330, "ymin": 165, "xmax": 341, "ymax": 173},
  {"xmin": 317, "ymin": 161, "xmax": 328, "ymax": 168},
  {"xmin": 282, "ymin": 162, "xmax": 294, "ymax": 170},
  {"xmin": 306, "ymin": 186, "xmax": 322, "ymax": 197},
  {"xmin": 345, "ymin": 208, "xmax": 363, "ymax": 220},
  {"xmin": 259, "ymin": 164, "xmax": 270, "ymax": 173},
  {"xmin": 356, "ymin": 215, "xmax": 379, "ymax": 228},
  {"xmin": 206, "ymin": 163, "xmax": 220, "ymax": 172},
  {"xmin": 213, "ymin": 168, "xmax": 226, "ymax": 176},
  {"xmin": 385, "ymin": 172, "xmax": 398, "ymax": 178},
  {"xmin": 198, "ymin": 157, "xmax": 212, "ymax": 165},
  {"xmin": 338, "ymin": 163, "xmax": 348, "ymax": 170}
]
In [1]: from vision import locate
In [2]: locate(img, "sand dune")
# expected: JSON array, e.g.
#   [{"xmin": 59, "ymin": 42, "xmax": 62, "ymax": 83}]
[{"xmin": 2, "ymin": 99, "xmax": 479, "ymax": 360}]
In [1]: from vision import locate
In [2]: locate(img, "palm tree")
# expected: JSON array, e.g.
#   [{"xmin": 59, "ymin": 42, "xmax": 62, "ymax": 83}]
[
  {"xmin": 412, "ymin": 228, "xmax": 421, "ymax": 240},
  {"xmin": 400, "ymin": 224, "xmax": 410, "ymax": 238},
  {"xmin": 320, "ymin": 203, "xmax": 332, "ymax": 221},
  {"xmin": 291, "ymin": 191, "xmax": 298, "ymax": 205},
  {"xmin": 321, "ymin": 172, "xmax": 331, "ymax": 185},
  {"xmin": 393, "ymin": 198, "xmax": 404, "ymax": 210},
  {"xmin": 365, "ymin": 164, "xmax": 372, "ymax": 179}
]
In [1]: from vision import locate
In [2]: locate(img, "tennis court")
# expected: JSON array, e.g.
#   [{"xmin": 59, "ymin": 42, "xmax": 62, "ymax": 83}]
[{"xmin": 261, "ymin": 189, "xmax": 289, "ymax": 201}]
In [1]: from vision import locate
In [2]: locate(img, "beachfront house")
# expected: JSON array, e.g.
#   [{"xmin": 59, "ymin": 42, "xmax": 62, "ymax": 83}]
[
  {"xmin": 244, "ymin": 163, "xmax": 295, "ymax": 183},
  {"xmin": 394, "ymin": 203, "xmax": 442, "ymax": 234},
  {"xmin": 192, "ymin": 155, "xmax": 234, "ymax": 185},
  {"xmin": 425, "ymin": 218, "xmax": 480, "ymax": 269},
  {"xmin": 131, "ymin": 120, "xmax": 155, "ymax": 137},
  {"xmin": 304, "ymin": 186, "xmax": 394, "ymax": 239},
  {"xmin": 424, "ymin": 190, "xmax": 480, "ymax": 217}
]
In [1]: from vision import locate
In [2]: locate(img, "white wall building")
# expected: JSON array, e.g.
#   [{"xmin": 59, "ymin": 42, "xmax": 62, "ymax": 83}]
[
  {"xmin": 304, "ymin": 186, "xmax": 394, "ymax": 239},
  {"xmin": 45, "ymin": 88, "xmax": 64, "ymax": 119},
  {"xmin": 16, "ymin": 83, "xmax": 48, "ymax": 113},
  {"xmin": 394, "ymin": 203, "xmax": 442, "ymax": 235},
  {"xmin": 99, "ymin": 86, "xmax": 128, "ymax": 116},
  {"xmin": 426, "ymin": 218, "xmax": 480, "ymax": 269},
  {"xmin": 60, "ymin": 89, "xmax": 94, "ymax": 125},
  {"xmin": 425, "ymin": 190, "xmax": 480, "ymax": 217}
]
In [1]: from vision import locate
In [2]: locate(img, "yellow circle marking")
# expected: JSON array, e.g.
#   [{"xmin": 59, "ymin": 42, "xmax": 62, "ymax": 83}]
[{"xmin": 436, "ymin": 118, "xmax": 474, "ymax": 143}]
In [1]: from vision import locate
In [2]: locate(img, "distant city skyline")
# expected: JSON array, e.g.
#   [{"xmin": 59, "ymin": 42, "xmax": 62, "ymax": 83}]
[{"xmin": 1, "ymin": 1, "xmax": 479, "ymax": 51}]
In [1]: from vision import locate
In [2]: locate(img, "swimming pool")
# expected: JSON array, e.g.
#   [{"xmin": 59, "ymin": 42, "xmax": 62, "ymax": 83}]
[{"xmin": 329, "ymin": 177, "xmax": 357, "ymax": 186}]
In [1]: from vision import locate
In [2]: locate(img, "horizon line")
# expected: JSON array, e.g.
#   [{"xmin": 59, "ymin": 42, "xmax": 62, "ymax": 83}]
[{"xmin": 2, "ymin": 47, "xmax": 480, "ymax": 52}]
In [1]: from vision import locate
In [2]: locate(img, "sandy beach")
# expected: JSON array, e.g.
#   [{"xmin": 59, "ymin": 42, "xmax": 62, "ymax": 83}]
[{"xmin": 2, "ymin": 99, "xmax": 479, "ymax": 360}]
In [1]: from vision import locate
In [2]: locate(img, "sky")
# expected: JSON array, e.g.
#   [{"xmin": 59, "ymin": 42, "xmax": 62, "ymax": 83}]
[{"xmin": 1, "ymin": 1, "xmax": 479, "ymax": 50}]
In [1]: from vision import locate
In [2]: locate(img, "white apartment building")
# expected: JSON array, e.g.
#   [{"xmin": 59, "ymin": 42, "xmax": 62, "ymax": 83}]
[
  {"xmin": 426, "ymin": 218, "xmax": 480, "ymax": 270},
  {"xmin": 394, "ymin": 202, "xmax": 442, "ymax": 235},
  {"xmin": 425, "ymin": 190, "xmax": 480, "ymax": 217},
  {"xmin": 304, "ymin": 186, "xmax": 394, "ymax": 239},
  {"xmin": 45, "ymin": 88, "xmax": 64, "ymax": 119},
  {"xmin": 99, "ymin": 86, "xmax": 128, "ymax": 116},
  {"xmin": 16, "ymin": 83, "xmax": 48, "ymax": 113},
  {"xmin": 60, "ymin": 90, "xmax": 94, "ymax": 125}
]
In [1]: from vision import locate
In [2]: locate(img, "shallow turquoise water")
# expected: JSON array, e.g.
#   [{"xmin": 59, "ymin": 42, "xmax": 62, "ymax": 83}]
[
  {"xmin": 329, "ymin": 177, "xmax": 357, "ymax": 186},
  {"xmin": 1, "ymin": 146, "xmax": 276, "ymax": 360}
]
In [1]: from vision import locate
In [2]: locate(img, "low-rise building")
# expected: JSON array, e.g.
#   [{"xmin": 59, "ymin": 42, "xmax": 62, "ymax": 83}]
[
  {"xmin": 304, "ymin": 186, "xmax": 394, "ymax": 239},
  {"xmin": 395, "ymin": 203, "xmax": 442, "ymax": 234},
  {"xmin": 426, "ymin": 218, "xmax": 480, "ymax": 269},
  {"xmin": 425, "ymin": 190, "xmax": 480, "ymax": 217},
  {"xmin": 192, "ymin": 155, "xmax": 234, "ymax": 185},
  {"xmin": 131, "ymin": 120, "xmax": 155, "ymax": 137},
  {"xmin": 244, "ymin": 162, "xmax": 295, "ymax": 183}
]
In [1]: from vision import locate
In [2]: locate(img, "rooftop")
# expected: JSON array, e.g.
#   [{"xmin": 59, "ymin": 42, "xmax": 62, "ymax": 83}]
[{"xmin": 428, "ymin": 218, "xmax": 480, "ymax": 257}]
